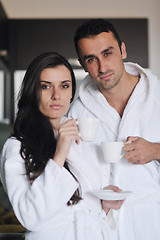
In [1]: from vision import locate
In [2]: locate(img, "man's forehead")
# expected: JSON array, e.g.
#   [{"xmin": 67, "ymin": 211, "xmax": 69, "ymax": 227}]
[
  {"xmin": 78, "ymin": 32, "xmax": 117, "ymax": 56},
  {"xmin": 78, "ymin": 31, "xmax": 115, "ymax": 42}
]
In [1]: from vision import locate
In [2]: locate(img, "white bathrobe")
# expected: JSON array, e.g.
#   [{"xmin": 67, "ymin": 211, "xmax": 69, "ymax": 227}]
[
  {"xmin": 0, "ymin": 135, "xmax": 112, "ymax": 240},
  {"xmin": 68, "ymin": 62, "xmax": 160, "ymax": 240}
]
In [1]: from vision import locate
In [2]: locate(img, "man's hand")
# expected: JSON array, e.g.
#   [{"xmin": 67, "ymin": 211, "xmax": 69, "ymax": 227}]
[
  {"xmin": 123, "ymin": 136, "xmax": 160, "ymax": 164},
  {"xmin": 102, "ymin": 185, "xmax": 125, "ymax": 214}
]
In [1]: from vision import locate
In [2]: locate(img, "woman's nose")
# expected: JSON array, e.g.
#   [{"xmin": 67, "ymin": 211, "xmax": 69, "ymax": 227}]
[{"xmin": 51, "ymin": 88, "xmax": 60, "ymax": 100}]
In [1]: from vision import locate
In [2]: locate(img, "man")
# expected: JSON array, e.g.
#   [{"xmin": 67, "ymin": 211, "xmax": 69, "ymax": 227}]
[{"xmin": 68, "ymin": 19, "xmax": 160, "ymax": 240}]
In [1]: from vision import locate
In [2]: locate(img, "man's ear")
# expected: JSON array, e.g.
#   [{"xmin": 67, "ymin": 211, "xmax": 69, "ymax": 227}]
[
  {"xmin": 78, "ymin": 58, "xmax": 88, "ymax": 72},
  {"xmin": 121, "ymin": 42, "xmax": 127, "ymax": 60}
]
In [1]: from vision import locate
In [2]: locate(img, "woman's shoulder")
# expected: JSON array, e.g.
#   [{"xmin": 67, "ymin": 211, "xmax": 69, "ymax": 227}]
[
  {"xmin": 4, "ymin": 137, "xmax": 20, "ymax": 146},
  {"xmin": 2, "ymin": 137, "xmax": 21, "ymax": 155}
]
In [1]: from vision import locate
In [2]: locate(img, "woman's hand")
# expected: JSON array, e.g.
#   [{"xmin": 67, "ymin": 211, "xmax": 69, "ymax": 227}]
[
  {"xmin": 102, "ymin": 185, "xmax": 125, "ymax": 214},
  {"xmin": 53, "ymin": 118, "xmax": 80, "ymax": 168}
]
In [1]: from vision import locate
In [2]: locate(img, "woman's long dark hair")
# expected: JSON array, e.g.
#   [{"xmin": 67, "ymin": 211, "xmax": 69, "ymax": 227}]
[{"xmin": 12, "ymin": 52, "xmax": 81, "ymax": 205}]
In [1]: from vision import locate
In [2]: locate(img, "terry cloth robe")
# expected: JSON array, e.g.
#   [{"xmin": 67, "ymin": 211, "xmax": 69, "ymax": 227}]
[
  {"xmin": 0, "ymin": 133, "xmax": 112, "ymax": 240},
  {"xmin": 68, "ymin": 62, "xmax": 160, "ymax": 240}
]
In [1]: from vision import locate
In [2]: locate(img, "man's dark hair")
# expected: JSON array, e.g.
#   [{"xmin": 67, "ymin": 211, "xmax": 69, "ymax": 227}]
[{"xmin": 74, "ymin": 18, "xmax": 122, "ymax": 59}]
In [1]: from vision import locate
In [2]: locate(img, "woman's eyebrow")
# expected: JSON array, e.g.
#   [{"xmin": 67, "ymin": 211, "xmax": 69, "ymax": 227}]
[
  {"xmin": 61, "ymin": 80, "xmax": 72, "ymax": 83},
  {"xmin": 40, "ymin": 80, "xmax": 71, "ymax": 83},
  {"xmin": 41, "ymin": 80, "xmax": 51, "ymax": 84}
]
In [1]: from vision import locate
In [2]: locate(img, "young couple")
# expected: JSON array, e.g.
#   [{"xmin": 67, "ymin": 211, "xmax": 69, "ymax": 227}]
[{"xmin": 1, "ymin": 19, "xmax": 160, "ymax": 240}]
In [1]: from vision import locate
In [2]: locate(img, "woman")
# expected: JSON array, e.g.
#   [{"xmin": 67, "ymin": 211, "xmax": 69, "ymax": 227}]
[{"xmin": 0, "ymin": 52, "xmax": 120, "ymax": 240}]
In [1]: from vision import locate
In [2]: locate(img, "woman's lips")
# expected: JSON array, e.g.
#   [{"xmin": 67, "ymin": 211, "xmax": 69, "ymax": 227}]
[{"xmin": 50, "ymin": 104, "xmax": 62, "ymax": 110}]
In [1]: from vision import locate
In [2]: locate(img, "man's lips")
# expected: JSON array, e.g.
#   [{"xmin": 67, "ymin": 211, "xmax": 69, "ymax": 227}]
[{"xmin": 99, "ymin": 73, "xmax": 113, "ymax": 80}]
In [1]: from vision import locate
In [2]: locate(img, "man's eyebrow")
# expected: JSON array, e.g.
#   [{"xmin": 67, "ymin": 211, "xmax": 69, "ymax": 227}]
[
  {"xmin": 83, "ymin": 54, "xmax": 96, "ymax": 61},
  {"xmin": 101, "ymin": 47, "xmax": 114, "ymax": 54},
  {"xmin": 83, "ymin": 47, "xmax": 114, "ymax": 61}
]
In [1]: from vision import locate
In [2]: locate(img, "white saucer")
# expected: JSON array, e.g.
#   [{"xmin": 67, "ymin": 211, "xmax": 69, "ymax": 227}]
[{"xmin": 91, "ymin": 189, "xmax": 132, "ymax": 200}]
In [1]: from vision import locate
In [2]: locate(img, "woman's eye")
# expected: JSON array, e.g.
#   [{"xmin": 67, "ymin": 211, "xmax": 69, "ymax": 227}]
[
  {"xmin": 62, "ymin": 84, "xmax": 69, "ymax": 89},
  {"xmin": 41, "ymin": 84, "xmax": 50, "ymax": 90}
]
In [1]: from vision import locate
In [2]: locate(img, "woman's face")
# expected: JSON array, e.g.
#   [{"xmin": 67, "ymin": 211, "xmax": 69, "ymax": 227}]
[{"xmin": 39, "ymin": 65, "xmax": 72, "ymax": 129}]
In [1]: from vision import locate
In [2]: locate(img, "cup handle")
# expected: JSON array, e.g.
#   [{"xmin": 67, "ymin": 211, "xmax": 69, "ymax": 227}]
[
  {"xmin": 120, "ymin": 153, "xmax": 124, "ymax": 158},
  {"xmin": 75, "ymin": 120, "xmax": 81, "ymax": 137},
  {"xmin": 120, "ymin": 141, "xmax": 132, "ymax": 158}
]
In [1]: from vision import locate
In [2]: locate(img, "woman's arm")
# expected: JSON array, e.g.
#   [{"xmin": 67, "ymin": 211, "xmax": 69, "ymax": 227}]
[
  {"xmin": 1, "ymin": 138, "xmax": 78, "ymax": 231},
  {"xmin": 102, "ymin": 185, "xmax": 125, "ymax": 214}
]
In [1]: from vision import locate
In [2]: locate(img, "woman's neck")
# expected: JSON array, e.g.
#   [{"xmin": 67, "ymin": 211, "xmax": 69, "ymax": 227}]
[{"xmin": 50, "ymin": 118, "xmax": 61, "ymax": 131}]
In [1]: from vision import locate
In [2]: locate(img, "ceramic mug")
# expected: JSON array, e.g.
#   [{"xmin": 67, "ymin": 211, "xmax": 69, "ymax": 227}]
[
  {"xmin": 76, "ymin": 118, "xmax": 99, "ymax": 141},
  {"xmin": 101, "ymin": 142, "xmax": 124, "ymax": 163}
]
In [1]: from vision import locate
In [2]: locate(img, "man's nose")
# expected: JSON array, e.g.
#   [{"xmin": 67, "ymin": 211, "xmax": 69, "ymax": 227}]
[{"xmin": 98, "ymin": 59, "xmax": 106, "ymax": 73}]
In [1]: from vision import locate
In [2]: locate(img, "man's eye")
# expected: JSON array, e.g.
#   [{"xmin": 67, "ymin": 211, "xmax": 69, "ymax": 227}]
[
  {"xmin": 104, "ymin": 52, "xmax": 112, "ymax": 56},
  {"xmin": 87, "ymin": 58, "xmax": 95, "ymax": 64}
]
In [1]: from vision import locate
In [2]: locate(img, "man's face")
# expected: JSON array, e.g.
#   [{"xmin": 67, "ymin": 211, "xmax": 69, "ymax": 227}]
[{"xmin": 78, "ymin": 32, "xmax": 127, "ymax": 92}]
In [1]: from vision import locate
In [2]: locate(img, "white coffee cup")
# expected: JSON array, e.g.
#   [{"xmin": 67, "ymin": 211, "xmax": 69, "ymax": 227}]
[
  {"xmin": 101, "ymin": 142, "xmax": 124, "ymax": 163},
  {"xmin": 76, "ymin": 118, "xmax": 99, "ymax": 141}
]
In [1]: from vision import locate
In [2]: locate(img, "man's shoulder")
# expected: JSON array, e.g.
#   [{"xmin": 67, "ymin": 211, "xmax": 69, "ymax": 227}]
[{"xmin": 68, "ymin": 98, "xmax": 86, "ymax": 118}]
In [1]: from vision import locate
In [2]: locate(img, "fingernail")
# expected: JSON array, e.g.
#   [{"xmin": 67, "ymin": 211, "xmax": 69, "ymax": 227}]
[{"xmin": 124, "ymin": 141, "xmax": 132, "ymax": 145}]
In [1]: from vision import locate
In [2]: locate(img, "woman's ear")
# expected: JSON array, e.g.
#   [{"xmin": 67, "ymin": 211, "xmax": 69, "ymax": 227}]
[{"xmin": 121, "ymin": 42, "xmax": 127, "ymax": 60}]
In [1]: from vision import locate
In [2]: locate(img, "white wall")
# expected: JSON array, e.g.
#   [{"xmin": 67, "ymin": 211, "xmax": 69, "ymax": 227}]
[{"xmin": 2, "ymin": 0, "xmax": 160, "ymax": 77}]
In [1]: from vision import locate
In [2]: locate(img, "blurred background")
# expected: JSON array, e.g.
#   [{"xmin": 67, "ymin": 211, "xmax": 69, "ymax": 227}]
[{"xmin": 0, "ymin": 0, "xmax": 160, "ymax": 238}]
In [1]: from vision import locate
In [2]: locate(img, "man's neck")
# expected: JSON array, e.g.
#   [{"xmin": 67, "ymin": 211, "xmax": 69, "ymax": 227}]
[{"xmin": 101, "ymin": 73, "xmax": 140, "ymax": 117}]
